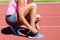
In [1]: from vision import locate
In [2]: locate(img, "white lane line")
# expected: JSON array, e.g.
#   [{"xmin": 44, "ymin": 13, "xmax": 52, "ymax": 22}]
[{"xmin": 35, "ymin": 2, "xmax": 60, "ymax": 4}]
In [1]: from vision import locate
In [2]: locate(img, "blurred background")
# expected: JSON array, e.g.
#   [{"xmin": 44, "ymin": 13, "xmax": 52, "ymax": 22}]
[{"xmin": 0, "ymin": 0, "xmax": 60, "ymax": 3}]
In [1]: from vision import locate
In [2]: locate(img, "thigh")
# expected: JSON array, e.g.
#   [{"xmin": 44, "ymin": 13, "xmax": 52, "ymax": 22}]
[{"xmin": 23, "ymin": 3, "xmax": 36, "ymax": 17}]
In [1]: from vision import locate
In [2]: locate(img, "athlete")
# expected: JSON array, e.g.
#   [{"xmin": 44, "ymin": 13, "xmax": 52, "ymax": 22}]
[{"xmin": 6, "ymin": 0, "xmax": 44, "ymax": 38}]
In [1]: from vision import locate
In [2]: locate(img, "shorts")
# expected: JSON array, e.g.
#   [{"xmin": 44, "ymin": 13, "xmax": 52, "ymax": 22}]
[{"xmin": 6, "ymin": 13, "xmax": 20, "ymax": 26}]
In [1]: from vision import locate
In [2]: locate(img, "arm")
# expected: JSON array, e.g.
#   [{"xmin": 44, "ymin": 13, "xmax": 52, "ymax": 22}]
[
  {"xmin": 17, "ymin": 0, "xmax": 38, "ymax": 34},
  {"xmin": 17, "ymin": 0, "xmax": 31, "ymax": 28}
]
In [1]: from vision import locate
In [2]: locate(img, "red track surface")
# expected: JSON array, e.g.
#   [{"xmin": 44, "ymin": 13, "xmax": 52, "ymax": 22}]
[{"xmin": 0, "ymin": 3, "xmax": 60, "ymax": 40}]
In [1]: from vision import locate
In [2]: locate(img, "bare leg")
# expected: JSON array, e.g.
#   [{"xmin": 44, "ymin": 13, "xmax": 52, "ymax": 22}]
[
  {"xmin": 23, "ymin": 3, "xmax": 37, "ymax": 28},
  {"xmin": 30, "ymin": 3, "xmax": 37, "ymax": 28},
  {"xmin": 23, "ymin": 3, "xmax": 39, "ymax": 34},
  {"xmin": 18, "ymin": 2, "xmax": 38, "ymax": 34},
  {"xmin": 23, "ymin": 3, "xmax": 40, "ymax": 30}
]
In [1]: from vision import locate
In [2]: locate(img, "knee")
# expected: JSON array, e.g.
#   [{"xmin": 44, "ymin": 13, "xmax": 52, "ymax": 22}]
[
  {"xmin": 30, "ymin": 3, "xmax": 37, "ymax": 8},
  {"xmin": 35, "ymin": 14, "xmax": 41, "ymax": 23}
]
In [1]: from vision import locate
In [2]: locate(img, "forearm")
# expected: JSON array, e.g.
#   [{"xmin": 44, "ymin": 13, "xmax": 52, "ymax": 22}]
[
  {"xmin": 19, "ymin": 15, "xmax": 31, "ymax": 28},
  {"xmin": 18, "ymin": 16, "xmax": 38, "ymax": 33},
  {"xmin": 17, "ymin": 3, "xmax": 31, "ymax": 28},
  {"xmin": 18, "ymin": 12, "xmax": 37, "ymax": 33}
]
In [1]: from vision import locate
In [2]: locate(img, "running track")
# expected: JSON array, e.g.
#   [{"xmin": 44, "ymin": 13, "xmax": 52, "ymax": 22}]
[{"xmin": 0, "ymin": 3, "xmax": 60, "ymax": 40}]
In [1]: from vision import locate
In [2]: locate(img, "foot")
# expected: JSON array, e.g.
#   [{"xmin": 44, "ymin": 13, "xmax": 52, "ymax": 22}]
[
  {"xmin": 28, "ymin": 33, "xmax": 44, "ymax": 38},
  {"xmin": 17, "ymin": 29, "xmax": 23, "ymax": 35},
  {"xmin": 17, "ymin": 25, "xmax": 29, "ymax": 35}
]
